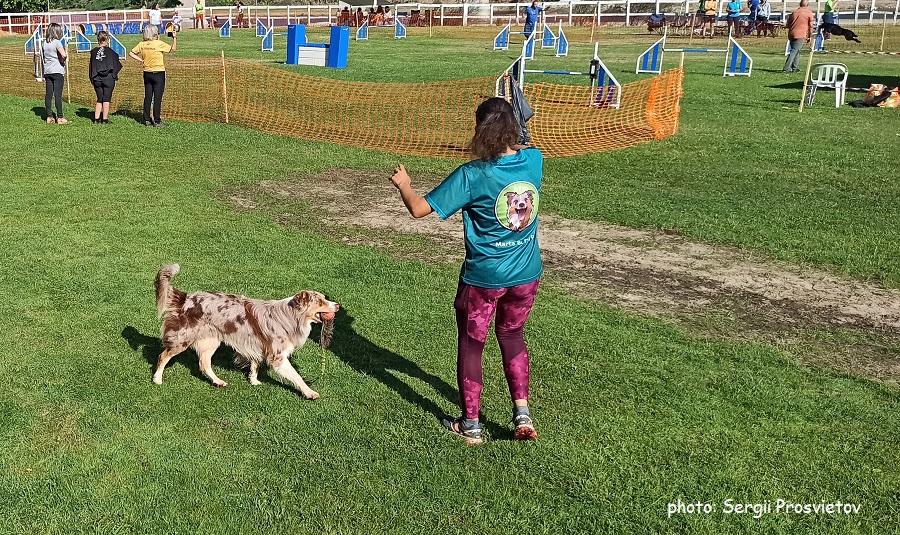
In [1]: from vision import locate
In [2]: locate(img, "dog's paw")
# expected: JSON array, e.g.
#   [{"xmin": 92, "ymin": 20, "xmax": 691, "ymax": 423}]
[
  {"xmin": 152, "ymin": 376, "xmax": 163, "ymax": 385},
  {"xmin": 214, "ymin": 380, "xmax": 228, "ymax": 388},
  {"xmin": 305, "ymin": 390, "xmax": 320, "ymax": 400},
  {"xmin": 249, "ymin": 378, "xmax": 262, "ymax": 386}
]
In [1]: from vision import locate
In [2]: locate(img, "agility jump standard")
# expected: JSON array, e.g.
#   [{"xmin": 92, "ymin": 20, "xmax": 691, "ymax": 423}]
[
  {"xmin": 355, "ymin": 16, "xmax": 406, "ymax": 40},
  {"xmin": 74, "ymin": 30, "xmax": 127, "ymax": 58},
  {"xmin": 497, "ymin": 41, "xmax": 621, "ymax": 109},
  {"xmin": 636, "ymin": 27, "xmax": 752, "ymax": 76},
  {"xmin": 494, "ymin": 15, "xmax": 568, "ymax": 57}
]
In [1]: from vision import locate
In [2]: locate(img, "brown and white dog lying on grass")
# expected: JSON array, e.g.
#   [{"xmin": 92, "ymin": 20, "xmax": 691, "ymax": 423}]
[{"xmin": 153, "ymin": 264, "xmax": 339, "ymax": 399}]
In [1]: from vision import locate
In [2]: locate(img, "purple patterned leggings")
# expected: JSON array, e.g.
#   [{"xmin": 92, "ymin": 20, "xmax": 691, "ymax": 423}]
[{"xmin": 453, "ymin": 279, "xmax": 540, "ymax": 420}]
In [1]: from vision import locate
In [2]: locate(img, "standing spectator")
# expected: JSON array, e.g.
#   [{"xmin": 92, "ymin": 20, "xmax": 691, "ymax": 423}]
[
  {"xmin": 756, "ymin": 0, "xmax": 771, "ymax": 36},
  {"xmin": 41, "ymin": 23, "xmax": 68, "ymax": 124},
  {"xmin": 89, "ymin": 30, "xmax": 122, "ymax": 124},
  {"xmin": 194, "ymin": 0, "xmax": 205, "ymax": 29},
  {"xmin": 374, "ymin": 5, "xmax": 385, "ymax": 25},
  {"xmin": 389, "ymin": 98, "xmax": 544, "ymax": 446},
  {"xmin": 523, "ymin": 1, "xmax": 543, "ymax": 37},
  {"xmin": 355, "ymin": 7, "xmax": 364, "ymax": 26},
  {"xmin": 783, "ymin": 0, "xmax": 814, "ymax": 73},
  {"xmin": 726, "ymin": 0, "xmax": 741, "ymax": 36},
  {"xmin": 384, "ymin": 6, "xmax": 392, "ymax": 25},
  {"xmin": 129, "ymin": 24, "xmax": 177, "ymax": 127},
  {"xmin": 822, "ymin": 0, "xmax": 837, "ymax": 39},
  {"xmin": 236, "ymin": 1, "xmax": 245, "ymax": 28},
  {"xmin": 149, "ymin": 3, "xmax": 163, "ymax": 34},
  {"xmin": 746, "ymin": 0, "xmax": 759, "ymax": 35},
  {"xmin": 702, "ymin": 0, "xmax": 717, "ymax": 37}
]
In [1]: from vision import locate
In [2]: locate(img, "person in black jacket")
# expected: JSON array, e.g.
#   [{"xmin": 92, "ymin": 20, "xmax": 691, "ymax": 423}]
[{"xmin": 89, "ymin": 31, "xmax": 123, "ymax": 124}]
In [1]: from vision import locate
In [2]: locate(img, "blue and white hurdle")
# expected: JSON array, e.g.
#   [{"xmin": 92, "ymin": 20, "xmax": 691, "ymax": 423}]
[
  {"xmin": 256, "ymin": 18, "xmax": 268, "ymax": 38},
  {"xmin": 542, "ymin": 21, "xmax": 569, "ymax": 57},
  {"xmin": 73, "ymin": 30, "xmax": 127, "ymax": 59},
  {"xmin": 497, "ymin": 41, "xmax": 621, "ymax": 109},
  {"xmin": 636, "ymin": 27, "xmax": 752, "ymax": 77},
  {"xmin": 262, "ymin": 27, "xmax": 275, "ymax": 52},
  {"xmin": 219, "ymin": 18, "xmax": 231, "ymax": 38},
  {"xmin": 24, "ymin": 27, "xmax": 42, "ymax": 55},
  {"xmin": 495, "ymin": 18, "xmax": 568, "ymax": 58},
  {"xmin": 355, "ymin": 17, "xmax": 406, "ymax": 41}
]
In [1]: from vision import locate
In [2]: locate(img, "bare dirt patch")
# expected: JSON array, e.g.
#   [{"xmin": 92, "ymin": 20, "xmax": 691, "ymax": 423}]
[{"xmin": 226, "ymin": 168, "xmax": 900, "ymax": 383}]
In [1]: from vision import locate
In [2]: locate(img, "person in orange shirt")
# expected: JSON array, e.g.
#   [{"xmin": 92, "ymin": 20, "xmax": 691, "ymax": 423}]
[
  {"xmin": 129, "ymin": 25, "xmax": 177, "ymax": 127},
  {"xmin": 783, "ymin": 0, "xmax": 814, "ymax": 73}
]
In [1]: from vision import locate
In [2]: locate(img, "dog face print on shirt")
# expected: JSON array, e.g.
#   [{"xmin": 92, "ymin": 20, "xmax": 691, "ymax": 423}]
[{"xmin": 495, "ymin": 181, "xmax": 540, "ymax": 232}]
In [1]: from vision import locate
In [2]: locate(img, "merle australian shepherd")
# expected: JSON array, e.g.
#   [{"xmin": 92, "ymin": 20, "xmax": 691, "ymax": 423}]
[{"xmin": 153, "ymin": 264, "xmax": 339, "ymax": 399}]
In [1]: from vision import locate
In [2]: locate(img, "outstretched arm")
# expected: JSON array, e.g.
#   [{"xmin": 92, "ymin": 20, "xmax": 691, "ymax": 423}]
[{"xmin": 390, "ymin": 164, "xmax": 433, "ymax": 219}]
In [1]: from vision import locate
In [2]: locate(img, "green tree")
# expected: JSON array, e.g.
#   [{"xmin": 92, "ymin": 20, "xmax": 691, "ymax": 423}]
[{"xmin": 0, "ymin": 0, "xmax": 47, "ymax": 12}]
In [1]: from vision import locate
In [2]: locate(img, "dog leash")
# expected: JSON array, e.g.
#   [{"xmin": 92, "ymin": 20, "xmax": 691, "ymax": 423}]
[{"xmin": 307, "ymin": 320, "xmax": 334, "ymax": 386}]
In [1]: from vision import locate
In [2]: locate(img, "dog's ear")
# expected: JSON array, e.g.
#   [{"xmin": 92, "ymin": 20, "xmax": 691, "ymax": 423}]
[
  {"xmin": 289, "ymin": 291, "xmax": 313, "ymax": 310},
  {"xmin": 506, "ymin": 192, "xmax": 517, "ymax": 204},
  {"xmin": 524, "ymin": 190, "xmax": 534, "ymax": 201}
]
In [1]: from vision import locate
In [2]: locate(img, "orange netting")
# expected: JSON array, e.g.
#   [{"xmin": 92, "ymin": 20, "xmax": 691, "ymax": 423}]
[{"xmin": 0, "ymin": 45, "xmax": 682, "ymax": 158}]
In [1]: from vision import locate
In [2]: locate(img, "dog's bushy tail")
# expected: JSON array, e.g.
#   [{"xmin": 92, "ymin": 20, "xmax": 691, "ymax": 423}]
[{"xmin": 155, "ymin": 264, "xmax": 181, "ymax": 318}]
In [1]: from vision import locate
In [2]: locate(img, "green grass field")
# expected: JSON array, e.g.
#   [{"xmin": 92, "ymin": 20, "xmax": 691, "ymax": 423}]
[{"xmin": 0, "ymin": 25, "xmax": 898, "ymax": 534}]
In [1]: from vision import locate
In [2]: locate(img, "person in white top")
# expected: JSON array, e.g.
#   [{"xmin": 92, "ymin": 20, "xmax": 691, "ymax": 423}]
[
  {"xmin": 149, "ymin": 2, "xmax": 163, "ymax": 33},
  {"xmin": 236, "ymin": 1, "xmax": 245, "ymax": 27}
]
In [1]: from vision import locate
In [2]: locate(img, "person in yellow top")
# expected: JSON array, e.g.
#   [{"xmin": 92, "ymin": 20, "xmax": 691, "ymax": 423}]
[
  {"xmin": 129, "ymin": 25, "xmax": 177, "ymax": 127},
  {"xmin": 194, "ymin": 0, "xmax": 205, "ymax": 29},
  {"xmin": 702, "ymin": 0, "xmax": 718, "ymax": 37}
]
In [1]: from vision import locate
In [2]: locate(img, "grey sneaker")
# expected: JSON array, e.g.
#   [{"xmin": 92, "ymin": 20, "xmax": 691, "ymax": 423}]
[
  {"xmin": 513, "ymin": 414, "xmax": 538, "ymax": 441},
  {"xmin": 441, "ymin": 416, "xmax": 483, "ymax": 445}
]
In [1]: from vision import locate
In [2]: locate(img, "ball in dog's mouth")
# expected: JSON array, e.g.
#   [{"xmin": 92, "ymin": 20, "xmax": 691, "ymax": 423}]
[{"xmin": 317, "ymin": 312, "xmax": 336, "ymax": 322}]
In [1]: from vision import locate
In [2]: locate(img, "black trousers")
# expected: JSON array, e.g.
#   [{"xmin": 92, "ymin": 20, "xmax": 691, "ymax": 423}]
[
  {"xmin": 44, "ymin": 73, "xmax": 64, "ymax": 119},
  {"xmin": 142, "ymin": 71, "xmax": 166, "ymax": 123},
  {"xmin": 93, "ymin": 75, "xmax": 116, "ymax": 103}
]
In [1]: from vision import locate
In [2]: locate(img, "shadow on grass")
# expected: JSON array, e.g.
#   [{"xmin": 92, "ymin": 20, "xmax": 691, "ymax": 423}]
[
  {"xmin": 324, "ymin": 310, "xmax": 510, "ymax": 440},
  {"xmin": 74, "ymin": 107, "xmax": 95, "ymax": 121},
  {"xmin": 121, "ymin": 326, "xmax": 243, "ymax": 387},
  {"xmin": 122, "ymin": 315, "xmax": 511, "ymax": 438}
]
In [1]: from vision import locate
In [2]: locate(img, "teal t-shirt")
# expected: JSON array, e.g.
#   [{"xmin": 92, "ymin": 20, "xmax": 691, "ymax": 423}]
[{"xmin": 425, "ymin": 148, "xmax": 543, "ymax": 289}]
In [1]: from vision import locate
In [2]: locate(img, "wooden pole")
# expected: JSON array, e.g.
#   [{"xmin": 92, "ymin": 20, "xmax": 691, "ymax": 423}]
[
  {"xmin": 221, "ymin": 50, "xmax": 229, "ymax": 123},
  {"xmin": 798, "ymin": 38, "xmax": 817, "ymax": 112},
  {"xmin": 589, "ymin": 4, "xmax": 598, "ymax": 43},
  {"xmin": 880, "ymin": 14, "xmax": 887, "ymax": 51},
  {"xmin": 65, "ymin": 46, "xmax": 71, "ymax": 104}
]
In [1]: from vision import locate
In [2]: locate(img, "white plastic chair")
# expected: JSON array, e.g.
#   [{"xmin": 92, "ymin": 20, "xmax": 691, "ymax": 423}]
[{"xmin": 806, "ymin": 63, "xmax": 848, "ymax": 108}]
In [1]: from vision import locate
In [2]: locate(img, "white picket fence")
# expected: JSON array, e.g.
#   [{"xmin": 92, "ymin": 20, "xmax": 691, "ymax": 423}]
[{"xmin": 2, "ymin": 0, "xmax": 898, "ymax": 35}]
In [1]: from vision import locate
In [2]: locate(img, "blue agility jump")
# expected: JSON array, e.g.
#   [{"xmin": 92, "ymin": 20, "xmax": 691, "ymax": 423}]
[
  {"xmin": 497, "ymin": 42, "xmax": 621, "ymax": 109},
  {"xmin": 219, "ymin": 18, "xmax": 231, "ymax": 38},
  {"xmin": 495, "ymin": 18, "xmax": 568, "ymax": 57},
  {"xmin": 636, "ymin": 27, "xmax": 752, "ymax": 77},
  {"xmin": 24, "ymin": 27, "xmax": 41, "ymax": 54},
  {"xmin": 284, "ymin": 24, "xmax": 349, "ymax": 68},
  {"xmin": 73, "ymin": 30, "xmax": 127, "ymax": 58},
  {"xmin": 355, "ymin": 17, "xmax": 406, "ymax": 40},
  {"xmin": 256, "ymin": 18, "xmax": 268, "ymax": 38}
]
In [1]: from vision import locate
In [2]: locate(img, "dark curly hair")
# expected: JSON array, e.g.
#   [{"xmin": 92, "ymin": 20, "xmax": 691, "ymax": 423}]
[{"xmin": 468, "ymin": 97, "xmax": 520, "ymax": 162}]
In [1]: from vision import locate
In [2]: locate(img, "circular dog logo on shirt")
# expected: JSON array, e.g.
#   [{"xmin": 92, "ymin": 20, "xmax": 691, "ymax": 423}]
[{"xmin": 495, "ymin": 182, "xmax": 539, "ymax": 232}]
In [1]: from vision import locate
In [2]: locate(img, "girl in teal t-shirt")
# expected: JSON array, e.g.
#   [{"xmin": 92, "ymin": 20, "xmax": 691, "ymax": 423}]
[{"xmin": 390, "ymin": 97, "xmax": 542, "ymax": 445}]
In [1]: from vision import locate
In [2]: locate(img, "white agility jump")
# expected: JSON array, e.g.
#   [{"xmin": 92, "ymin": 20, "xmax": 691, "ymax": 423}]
[
  {"xmin": 494, "ymin": 16, "xmax": 568, "ymax": 57},
  {"xmin": 497, "ymin": 41, "xmax": 621, "ymax": 109},
  {"xmin": 636, "ymin": 27, "xmax": 752, "ymax": 77},
  {"xmin": 355, "ymin": 17, "xmax": 406, "ymax": 40}
]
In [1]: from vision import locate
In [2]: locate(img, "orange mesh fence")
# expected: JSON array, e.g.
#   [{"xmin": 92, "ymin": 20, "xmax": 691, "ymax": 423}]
[{"xmin": 0, "ymin": 45, "xmax": 682, "ymax": 158}]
